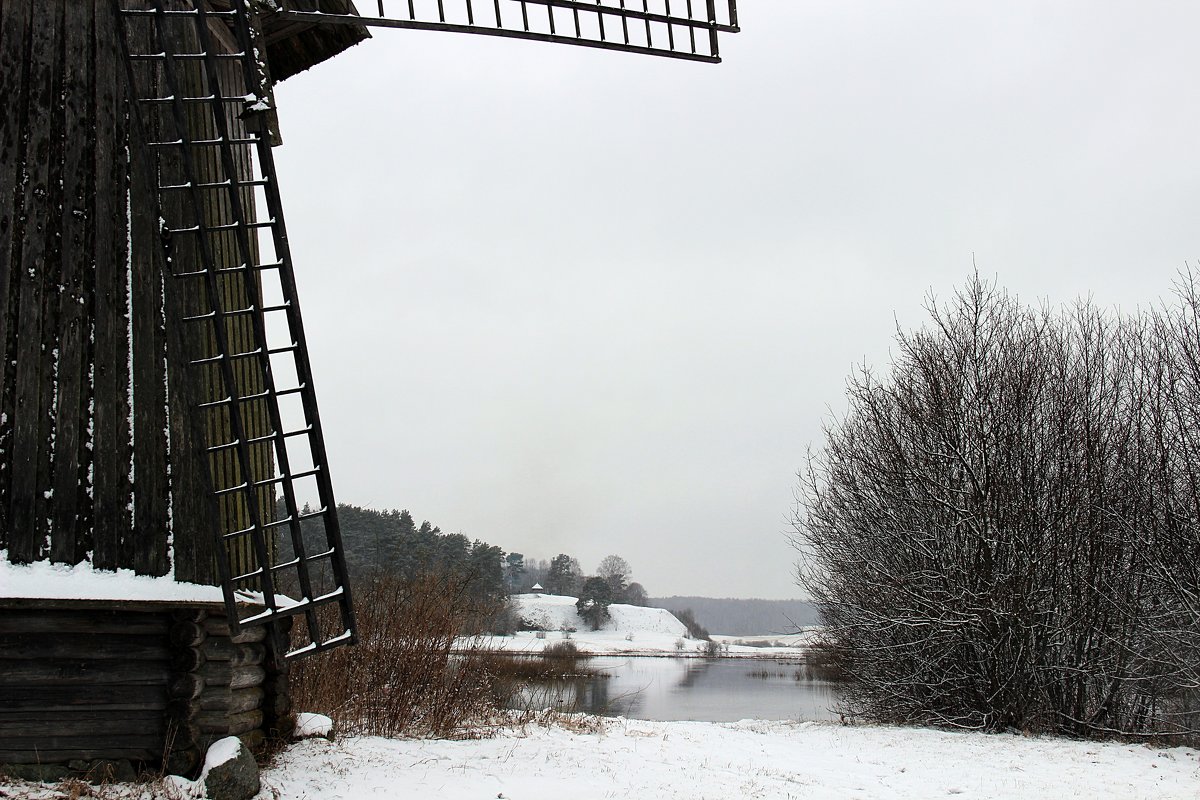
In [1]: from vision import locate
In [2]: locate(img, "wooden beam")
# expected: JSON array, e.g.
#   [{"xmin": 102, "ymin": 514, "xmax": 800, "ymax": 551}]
[
  {"xmin": 0, "ymin": 747, "xmax": 160, "ymax": 764},
  {"xmin": 0, "ymin": 633, "xmax": 172, "ymax": 661},
  {"xmin": 0, "ymin": 709, "xmax": 166, "ymax": 738},
  {"xmin": 201, "ymin": 638, "xmax": 265, "ymax": 666},
  {"xmin": 0, "ymin": 609, "xmax": 169, "ymax": 635},
  {"xmin": 0, "ymin": 7, "xmax": 36, "ymax": 547},
  {"xmin": 198, "ymin": 686, "xmax": 263, "ymax": 713},
  {"xmin": 1, "ymin": 659, "xmax": 170, "ymax": 686},
  {"xmin": 6, "ymin": 0, "xmax": 65, "ymax": 562},
  {"xmin": 0, "ymin": 684, "xmax": 168, "ymax": 712},
  {"xmin": 197, "ymin": 663, "xmax": 265, "ymax": 690}
]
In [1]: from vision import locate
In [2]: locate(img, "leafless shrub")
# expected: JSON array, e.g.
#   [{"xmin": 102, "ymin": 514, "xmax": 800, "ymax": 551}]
[
  {"xmin": 542, "ymin": 640, "xmax": 581, "ymax": 662},
  {"xmin": 478, "ymin": 645, "xmax": 604, "ymax": 684},
  {"xmin": 802, "ymin": 638, "xmax": 848, "ymax": 683},
  {"xmin": 792, "ymin": 273, "xmax": 1200, "ymax": 742},
  {"xmin": 289, "ymin": 571, "xmax": 510, "ymax": 739}
]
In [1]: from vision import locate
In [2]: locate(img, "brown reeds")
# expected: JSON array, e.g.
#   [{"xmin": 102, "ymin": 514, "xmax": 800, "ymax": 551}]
[
  {"xmin": 478, "ymin": 641, "xmax": 605, "ymax": 683},
  {"xmin": 289, "ymin": 571, "xmax": 509, "ymax": 739}
]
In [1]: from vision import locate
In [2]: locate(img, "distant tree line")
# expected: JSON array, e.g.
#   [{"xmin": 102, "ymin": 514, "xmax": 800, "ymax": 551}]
[
  {"xmin": 286, "ymin": 502, "xmax": 664, "ymax": 632},
  {"xmin": 793, "ymin": 273, "xmax": 1200, "ymax": 741},
  {"xmin": 286, "ymin": 502, "xmax": 505, "ymax": 606}
]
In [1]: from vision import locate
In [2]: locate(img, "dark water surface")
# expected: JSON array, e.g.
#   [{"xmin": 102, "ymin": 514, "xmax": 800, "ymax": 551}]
[{"xmin": 518, "ymin": 656, "xmax": 840, "ymax": 722}]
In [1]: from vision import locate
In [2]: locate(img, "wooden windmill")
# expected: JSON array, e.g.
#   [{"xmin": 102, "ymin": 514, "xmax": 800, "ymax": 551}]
[{"xmin": 0, "ymin": 0, "xmax": 737, "ymax": 774}]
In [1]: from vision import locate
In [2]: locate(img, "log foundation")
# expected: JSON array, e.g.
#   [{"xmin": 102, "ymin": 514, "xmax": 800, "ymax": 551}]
[{"xmin": 0, "ymin": 600, "xmax": 292, "ymax": 777}]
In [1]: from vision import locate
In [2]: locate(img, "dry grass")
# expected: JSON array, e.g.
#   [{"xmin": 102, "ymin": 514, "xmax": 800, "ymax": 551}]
[
  {"xmin": 480, "ymin": 644, "xmax": 606, "ymax": 683},
  {"xmin": 289, "ymin": 572, "xmax": 513, "ymax": 739}
]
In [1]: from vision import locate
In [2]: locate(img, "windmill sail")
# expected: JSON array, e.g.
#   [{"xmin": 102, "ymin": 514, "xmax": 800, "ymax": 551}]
[
  {"xmin": 115, "ymin": 0, "xmax": 356, "ymax": 659},
  {"xmin": 100, "ymin": 0, "xmax": 737, "ymax": 661},
  {"xmin": 273, "ymin": 0, "xmax": 739, "ymax": 62}
]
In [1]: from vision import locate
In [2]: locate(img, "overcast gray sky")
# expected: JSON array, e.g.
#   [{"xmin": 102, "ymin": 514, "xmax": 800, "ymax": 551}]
[{"xmin": 270, "ymin": 2, "xmax": 1200, "ymax": 600}]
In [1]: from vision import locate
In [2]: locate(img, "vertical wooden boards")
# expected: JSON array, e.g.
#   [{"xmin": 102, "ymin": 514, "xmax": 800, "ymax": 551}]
[
  {"xmin": 129, "ymin": 140, "xmax": 171, "ymax": 577},
  {"xmin": 2, "ymin": 1, "xmax": 283, "ymax": 585},
  {"xmin": 141, "ymin": 6, "xmax": 276, "ymax": 583},
  {"xmin": 163, "ymin": 14, "xmax": 275, "ymax": 584},
  {"xmin": 91, "ymin": 0, "xmax": 133, "ymax": 570},
  {"xmin": 50, "ymin": 0, "xmax": 98, "ymax": 565},
  {"xmin": 7, "ymin": 0, "xmax": 65, "ymax": 562},
  {"xmin": 128, "ymin": 7, "xmax": 214, "ymax": 586},
  {"xmin": 0, "ymin": 2, "xmax": 175, "ymax": 574},
  {"xmin": 126, "ymin": 12, "xmax": 171, "ymax": 575},
  {"xmin": 0, "ymin": 2, "xmax": 34, "ymax": 554}
]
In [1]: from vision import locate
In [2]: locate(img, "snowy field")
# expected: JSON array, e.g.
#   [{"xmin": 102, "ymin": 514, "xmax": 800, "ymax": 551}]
[
  {"xmin": 259, "ymin": 718, "xmax": 1199, "ymax": 800},
  {"xmin": 3, "ymin": 716, "xmax": 1195, "ymax": 799},
  {"xmin": 479, "ymin": 593, "xmax": 812, "ymax": 657}
]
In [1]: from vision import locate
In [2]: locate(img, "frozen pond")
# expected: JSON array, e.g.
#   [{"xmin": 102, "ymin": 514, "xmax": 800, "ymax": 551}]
[{"xmin": 516, "ymin": 656, "xmax": 840, "ymax": 722}]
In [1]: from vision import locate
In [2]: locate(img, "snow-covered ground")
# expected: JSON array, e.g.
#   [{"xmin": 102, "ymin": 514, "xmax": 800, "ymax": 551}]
[
  {"xmin": 479, "ymin": 593, "xmax": 811, "ymax": 657},
  {"xmin": 260, "ymin": 718, "xmax": 1198, "ymax": 800},
  {"xmin": 4, "ymin": 716, "xmax": 1194, "ymax": 799}
]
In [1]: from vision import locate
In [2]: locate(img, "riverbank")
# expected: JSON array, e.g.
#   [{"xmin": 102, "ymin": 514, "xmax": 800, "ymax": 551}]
[{"xmin": 478, "ymin": 629, "xmax": 814, "ymax": 657}]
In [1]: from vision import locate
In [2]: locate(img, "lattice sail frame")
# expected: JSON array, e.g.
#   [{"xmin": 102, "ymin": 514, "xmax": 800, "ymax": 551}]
[
  {"xmin": 113, "ymin": 0, "xmax": 738, "ymax": 660},
  {"xmin": 116, "ymin": 0, "xmax": 355, "ymax": 659},
  {"xmin": 273, "ymin": 0, "xmax": 740, "ymax": 62}
]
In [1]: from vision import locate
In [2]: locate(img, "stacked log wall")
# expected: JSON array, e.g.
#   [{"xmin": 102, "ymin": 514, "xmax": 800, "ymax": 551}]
[
  {"xmin": 0, "ymin": 602, "xmax": 291, "ymax": 775},
  {"xmin": 164, "ymin": 609, "xmax": 292, "ymax": 774}
]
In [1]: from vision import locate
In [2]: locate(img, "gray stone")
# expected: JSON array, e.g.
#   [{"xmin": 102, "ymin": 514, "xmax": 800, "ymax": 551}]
[{"xmin": 202, "ymin": 739, "xmax": 260, "ymax": 800}]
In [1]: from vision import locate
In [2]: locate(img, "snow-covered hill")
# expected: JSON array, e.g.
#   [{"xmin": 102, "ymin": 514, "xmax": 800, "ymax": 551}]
[
  {"xmin": 513, "ymin": 593, "xmax": 688, "ymax": 638},
  {"xmin": 477, "ymin": 593, "xmax": 803, "ymax": 656}
]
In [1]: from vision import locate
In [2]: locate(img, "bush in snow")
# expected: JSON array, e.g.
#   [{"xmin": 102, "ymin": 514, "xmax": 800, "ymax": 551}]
[
  {"xmin": 289, "ymin": 571, "xmax": 508, "ymax": 739},
  {"xmin": 792, "ymin": 273, "xmax": 1200, "ymax": 741},
  {"xmin": 542, "ymin": 640, "xmax": 581, "ymax": 662}
]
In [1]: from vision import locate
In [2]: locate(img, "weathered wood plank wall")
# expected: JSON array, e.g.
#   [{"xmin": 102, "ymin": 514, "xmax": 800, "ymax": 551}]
[
  {"xmin": 0, "ymin": 1, "xmax": 276, "ymax": 582},
  {"xmin": 0, "ymin": 606, "xmax": 172, "ymax": 764},
  {"xmin": 0, "ymin": 603, "xmax": 290, "ymax": 773}
]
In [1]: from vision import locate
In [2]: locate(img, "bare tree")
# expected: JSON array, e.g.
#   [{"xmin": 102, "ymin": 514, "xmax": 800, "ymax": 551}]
[
  {"xmin": 624, "ymin": 582, "xmax": 649, "ymax": 607},
  {"xmin": 597, "ymin": 555, "xmax": 632, "ymax": 600},
  {"xmin": 792, "ymin": 274, "xmax": 1199, "ymax": 740}
]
